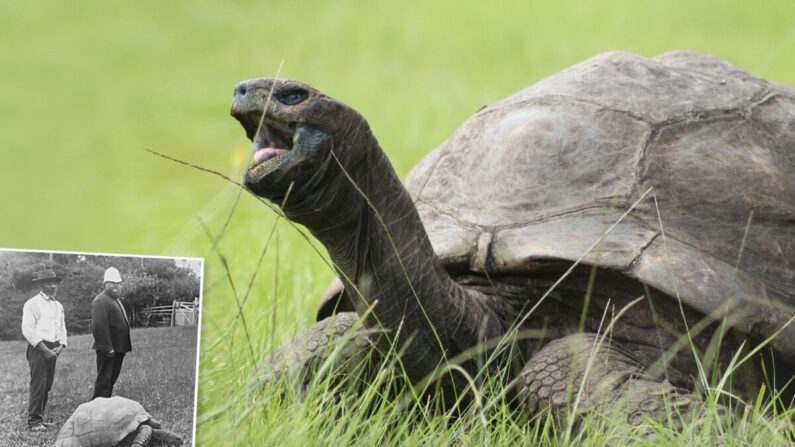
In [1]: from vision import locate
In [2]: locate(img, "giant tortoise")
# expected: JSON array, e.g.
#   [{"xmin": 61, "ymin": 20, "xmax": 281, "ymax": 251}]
[
  {"xmin": 230, "ymin": 51, "xmax": 794, "ymax": 422},
  {"xmin": 55, "ymin": 397, "xmax": 183, "ymax": 447}
]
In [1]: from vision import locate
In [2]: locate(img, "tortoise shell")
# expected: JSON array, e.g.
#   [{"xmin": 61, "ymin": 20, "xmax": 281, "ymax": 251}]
[
  {"xmin": 55, "ymin": 397, "xmax": 153, "ymax": 447},
  {"xmin": 399, "ymin": 51, "xmax": 794, "ymax": 357}
]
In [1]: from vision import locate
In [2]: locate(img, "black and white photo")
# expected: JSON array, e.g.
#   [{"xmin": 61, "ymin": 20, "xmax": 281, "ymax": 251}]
[{"xmin": 0, "ymin": 248, "xmax": 202, "ymax": 446}]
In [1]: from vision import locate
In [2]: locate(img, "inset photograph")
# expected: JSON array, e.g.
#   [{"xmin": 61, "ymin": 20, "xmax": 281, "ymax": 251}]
[{"xmin": 0, "ymin": 248, "xmax": 202, "ymax": 447}]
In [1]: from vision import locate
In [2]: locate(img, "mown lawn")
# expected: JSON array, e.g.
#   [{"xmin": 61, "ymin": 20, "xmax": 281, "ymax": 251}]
[
  {"xmin": 1, "ymin": 1, "xmax": 794, "ymax": 445},
  {"xmin": 0, "ymin": 327, "xmax": 198, "ymax": 446}
]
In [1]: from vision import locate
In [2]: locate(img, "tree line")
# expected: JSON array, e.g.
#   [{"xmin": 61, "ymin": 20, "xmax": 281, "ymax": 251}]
[{"xmin": 0, "ymin": 251, "xmax": 200, "ymax": 341}]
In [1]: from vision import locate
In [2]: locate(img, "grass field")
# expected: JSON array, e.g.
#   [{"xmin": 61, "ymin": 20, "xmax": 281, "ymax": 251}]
[
  {"xmin": 0, "ymin": 327, "xmax": 198, "ymax": 446},
  {"xmin": 1, "ymin": 1, "xmax": 794, "ymax": 445}
]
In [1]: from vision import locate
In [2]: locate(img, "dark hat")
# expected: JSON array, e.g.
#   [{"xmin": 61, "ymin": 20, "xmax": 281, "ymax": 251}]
[{"xmin": 32, "ymin": 269, "xmax": 62, "ymax": 283}]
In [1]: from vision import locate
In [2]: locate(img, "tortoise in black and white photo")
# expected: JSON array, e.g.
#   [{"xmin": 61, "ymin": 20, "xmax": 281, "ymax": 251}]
[
  {"xmin": 231, "ymin": 51, "xmax": 794, "ymax": 422},
  {"xmin": 55, "ymin": 397, "xmax": 183, "ymax": 447}
]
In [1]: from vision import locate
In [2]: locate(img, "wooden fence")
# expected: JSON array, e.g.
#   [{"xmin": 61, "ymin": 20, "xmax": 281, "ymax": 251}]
[{"xmin": 141, "ymin": 299, "xmax": 200, "ymax": 327}]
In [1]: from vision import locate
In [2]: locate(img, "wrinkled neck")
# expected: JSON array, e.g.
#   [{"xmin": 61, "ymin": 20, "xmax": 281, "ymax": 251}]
[{"xmin": 286, "ymin": 138, "xmax": 504, "ymax": 385}]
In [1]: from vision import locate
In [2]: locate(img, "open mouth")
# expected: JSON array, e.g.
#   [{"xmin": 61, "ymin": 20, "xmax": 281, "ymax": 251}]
[{"xmin": 243, "ymin": 114, "xmax": 297, "ymax": 168}]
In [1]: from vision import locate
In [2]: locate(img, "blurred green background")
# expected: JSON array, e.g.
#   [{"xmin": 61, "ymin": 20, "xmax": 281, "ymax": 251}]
[{"xmin": 1, "ymin": 0, "xmax": 793, "ymax": 443}]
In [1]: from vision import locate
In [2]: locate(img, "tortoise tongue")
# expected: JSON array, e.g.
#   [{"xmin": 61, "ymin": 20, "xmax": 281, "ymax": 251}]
[{"xmin": 253, "ymin": 148, "xmax": 289, "ymax": 166}]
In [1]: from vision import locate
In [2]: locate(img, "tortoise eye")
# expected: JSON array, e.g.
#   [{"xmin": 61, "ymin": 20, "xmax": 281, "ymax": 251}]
[{"xmin": 275, "ymin": 88, "xmax": 309, "ymax": 105}]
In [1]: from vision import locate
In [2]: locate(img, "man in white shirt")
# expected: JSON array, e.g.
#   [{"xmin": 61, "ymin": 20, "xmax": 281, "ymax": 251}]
[{"xmin": 20, "ymin": 268, "xmax": 67, "ymax": 432}]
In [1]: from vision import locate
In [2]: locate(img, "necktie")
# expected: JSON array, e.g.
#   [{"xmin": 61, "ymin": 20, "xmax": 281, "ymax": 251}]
[{"xmin": 117, "ymin": 299, "xmax": 129, "ymax": 326}]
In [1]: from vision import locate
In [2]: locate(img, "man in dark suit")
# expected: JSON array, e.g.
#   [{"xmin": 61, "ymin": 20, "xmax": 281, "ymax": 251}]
[{"xmin": 91, "ymin": 266, "xmax": 131, "ymax": 399}]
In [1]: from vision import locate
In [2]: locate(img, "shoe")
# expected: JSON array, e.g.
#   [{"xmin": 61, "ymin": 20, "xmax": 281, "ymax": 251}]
[{"xmin": 28, "ymin": 423, "xmax": 47, "ymax": 432}]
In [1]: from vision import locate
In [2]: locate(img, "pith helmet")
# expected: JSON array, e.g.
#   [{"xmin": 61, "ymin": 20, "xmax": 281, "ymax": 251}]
[{"xmin": 103, "ymin": 267, "xmax": 122, "ymax": 283}]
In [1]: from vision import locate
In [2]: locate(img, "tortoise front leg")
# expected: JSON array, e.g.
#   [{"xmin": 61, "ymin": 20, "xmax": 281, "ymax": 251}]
[
  {"xmin": 261, "ymin": 312, "xmax": 380, "ymax": 389},
  {"xmin": 128, "ymin": 424, "xmax": 153, "ymax": 447},
  {"xmin": 519, "ymin": 333, "xmax": 698, "ymax": 427}
]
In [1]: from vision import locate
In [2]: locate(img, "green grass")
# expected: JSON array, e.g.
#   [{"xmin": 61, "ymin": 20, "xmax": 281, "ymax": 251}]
[
  {"xmin": 1, "ymin": 1, "xmax": 794, "ymax": 445},
  {"xmin": 0, "ymin": 327, "xmax": 198, "ymax": 446}
]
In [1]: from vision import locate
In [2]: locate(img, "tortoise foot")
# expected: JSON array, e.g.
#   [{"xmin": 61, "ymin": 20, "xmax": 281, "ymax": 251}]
[{"xmin": 519, "ymin": 333, "xmax": 705, "ymax": 428}]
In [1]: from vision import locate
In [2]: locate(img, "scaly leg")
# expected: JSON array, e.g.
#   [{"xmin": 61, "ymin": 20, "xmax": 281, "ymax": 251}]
[
  {"xmin": 520, "ymin": 333, "xmax": 697, "ymax": 427},
  {"xmin": 129, "ymin": 425, "xmax": 153, "ymax": 447},
  {"xmin": 261, "ymin": 312, "xmax": 379, "ymax": 389}
]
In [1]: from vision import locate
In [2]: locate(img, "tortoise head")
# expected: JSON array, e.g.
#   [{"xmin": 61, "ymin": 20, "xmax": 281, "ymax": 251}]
[
  {"xmin": 231, "ymin": 78, "xmax": 371, "ymax": 204},
  {"xmin": 151, "ymin": 428, "xmax": 184, "ymax": 446}
]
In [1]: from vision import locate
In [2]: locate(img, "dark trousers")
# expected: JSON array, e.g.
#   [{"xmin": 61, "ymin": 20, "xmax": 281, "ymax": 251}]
[
  {"xmin": 92, "ymin": 351, "xmax": 126, "ymax": 399},
  {"xmin": 27, "ymin": 340, "xmax": 59, "ymax": 426}
]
